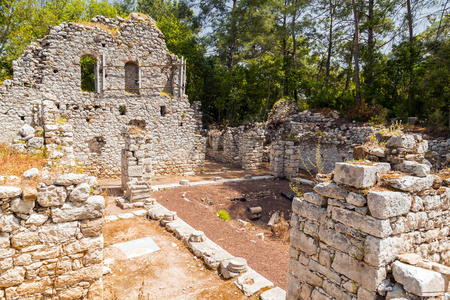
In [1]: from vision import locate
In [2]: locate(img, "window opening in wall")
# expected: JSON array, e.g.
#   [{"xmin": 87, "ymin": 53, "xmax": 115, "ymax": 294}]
[
  {"xmin": 125, "ymin": 61, "xmax": 140, "ymax": 95},
  {"xmin": 20, "ymin": 116, "xmax": 25, "ymax": 121},
  {"xmin": 80, "ymin": 55, "xmax": 97, "ymax": 93},
  {"xmin": 53, "ymin": 69, "xmax": 58, "ymax": 73},
  {"xmin": 160, "ymin": 106, "xmax": 166, "ymax": 117},
  {"xmin": 119, "ymin": 106, "xmax": 127, "ymax": 115}
]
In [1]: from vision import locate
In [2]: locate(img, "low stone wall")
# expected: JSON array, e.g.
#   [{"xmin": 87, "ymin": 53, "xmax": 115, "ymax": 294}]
[
  {"xmin": 0, "ymin": 173, "xmax": 104, "ymax": 299},
  {"xmin": 287, "ymin": 133, "xmax": 450, "ymax": 299}
]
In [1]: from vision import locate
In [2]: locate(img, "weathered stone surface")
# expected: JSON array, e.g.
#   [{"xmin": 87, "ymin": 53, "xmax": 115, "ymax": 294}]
[
  {"xmin": 367, "ymin": 191, "xmax": 412, "ymax": 219},
  {"xmin": 398, "ymin": 253, "xmax": 422, "ymax": 265},
  {"xmin": 334, "ymin": 163, "xmax": 377, "ymax": 188},
  {"xmin": 373, "ymin": 162, "xmax": 391, "ymax": 174},
  {"xmin": 303, "ymin": 192, "xmax": 327, "ymax": 206},
  {"xmin": 55, "ymin": 173, "xmax": 88, "ymax": 186},
  {"xmin": 234, "ymin": 270, "xmax": 274, "ymax": 296},
  {"xmin": 23, "ymin": 168, "xmax": 39, "ymax": 179},
  {"xmin": 22, "ymin": 186, "xmax": 37, "ymax": 201},
  {"xmin": 38, "ymin": 222, "xmax": 78, "ymax": 243},
  {"xmin": 51, "ymin": 196, "xmax": 104, "ymax": 223},
  {"xmin": 289, "ymin": 258, "xmax": 323, "ymax": 287},
  {"xmin": 357, "ymin": 287, "xmax": 377, "ymax": 300},
  {"xmin": 0, "ymin": 233, "xmax": 10, "ymax": 248},
  {"xmin": 260, "ymin": 287, "xmax": 286, "ymax": 300},
  {"xmin": 16, "ymin": 277, "xmax": 51, "ymax": 295},
  {"xmin": 0, "ymin": 186, "xmax": 22, "ymax": 199},
  {"xmin": 69, "ymin": 182, "xmax": 90, "ymax": 202},
  {"xmin": 332, "ymin": 251, "xmax": 386, "ymax": 292},
  {"xmin": 88, "ymin": 278, "xmax": 103, "ymax": 300},
  {"xmin": 314, "ymin": 182, "xmax": 348, "ymax": 199},
  {"xmin": 293, "ymin": 198, "xmax": 327, "ymax": 223},
  {"xmin": 386, "ymin": 175, "xmax": 433, "ymax": 193},
  {"xmin": 392, "ymin": 261, "xmax": 446, "ymax": 296},
  {"xmin": 81, "ymin": 218, "xmax": 104, "ymax": 237},
  {"xmin": 25, "ymin": 213, "xmax": 48, "ymax": 226},
  {"xmin": 331, "ymin": 207, "xmax": 392, "ymax": 238},
  {"xmin": 0, "ymin": 214, "xmax": 19, "ymax": 232},
  {"xmin": 290, "ymin": 228, "xmax": 318, "ymax": 255},
  {"xmin": 323, "ymin": 280, "xmax": 352, "ymax": 300},
  {"xmin": 0, "ymin": 267, "xmax": 25, "ymax": 288},
  {"xmin": 353, "ymin": 145, "xmax": 369, "ymax": 160},
  {"xmin": 364, "ymin": 236, "xmax": 405, "ymax": 266},
  {"xmin": 394, "ymin": 161, "xmax": 430, "ymax": 177},
  {"xmin": 318, "ymin": 226, "xmax": 362, "ymax": 261},
  {"xmin": 386, "ymin": 135, "xmax": 416, "ymax": 149},
  {"xmin": 37, "ymin": 185, "xmax": 67, "ymax": 207},
  {"xmin": 385, "ymin": 283, "xmax": 407, "ymax": 300},
  {"xmin": 10, "ymin": 198, "xmax": 35, "ymax": 214},
  {"xmin": 19, "ymin": 124, "xmax": 35, "ymax": 137},
  {"xmin": 309, "ymin": 259, "xmax": 341, "ymax": 284},
  {"xmin": 11, "ymin": 230, "xmax": 40, "ymax": 248},
  {"xmin": 346, "ymin": 192, "xmax": 366, "ymax": 207},
  {"xmin": 55, "ymin": 265, "xmax": 102, "ymax": 288}
]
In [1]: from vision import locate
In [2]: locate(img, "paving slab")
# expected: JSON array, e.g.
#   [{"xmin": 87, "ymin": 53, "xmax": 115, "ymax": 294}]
[
  {"xmin": 260, "ymin": 287, "xmax": 287, "ymax": 300},
  {"xmin": 112, "ymin": 237, "xmax": 161, "ymax": 259},
  {"xmin": 235, "ymin": 269, "xmax": 274, "ymax": 296}
]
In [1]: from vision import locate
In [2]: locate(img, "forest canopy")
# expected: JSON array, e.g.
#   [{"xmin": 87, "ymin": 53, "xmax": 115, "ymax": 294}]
[{"xmin": 1, "ymin": 0, "xmax": 449, "ymax": 128}]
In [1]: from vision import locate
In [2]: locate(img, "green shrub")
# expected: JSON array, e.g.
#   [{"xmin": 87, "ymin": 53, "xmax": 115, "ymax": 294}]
[{"xmin": 216, "ymin": 210, "xmax": 230, "ymax": 221}]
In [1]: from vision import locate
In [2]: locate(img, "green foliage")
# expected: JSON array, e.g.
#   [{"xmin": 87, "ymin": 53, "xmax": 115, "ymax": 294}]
[
  {"xmin": 216, "ymin": 209, "xmax": 230, "ymax": 221},
  {"xmin": 80, "ymin": 56, "xmax": 96, "ymax": 92}
]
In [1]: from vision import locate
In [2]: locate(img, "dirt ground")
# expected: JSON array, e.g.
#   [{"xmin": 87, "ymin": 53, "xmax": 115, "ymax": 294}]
[
  {"xmin": 103, "ymin": 218, "xmax": 259, "ymax": 299},
  {"xmin": 101, "ymin": 160, "xmax": 314, "ymax": 293}
]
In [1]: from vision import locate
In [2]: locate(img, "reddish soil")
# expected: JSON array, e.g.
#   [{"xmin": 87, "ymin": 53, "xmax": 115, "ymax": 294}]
[{"xmin": 152, "ymin": 179, "xmax": 313, "ymax": 289}]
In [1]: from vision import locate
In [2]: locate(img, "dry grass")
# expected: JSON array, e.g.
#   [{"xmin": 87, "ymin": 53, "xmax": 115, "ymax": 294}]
[
  {"xmin": 73, "ymin": 22, "xmax": 119, "ymax": 36},
  {"xmin": 0, "ymin": 143, "xmax": 47, "ymax": 177},
  {"xmin": 271, "ymin": 213, "xmax": 291, "ymax": 243}
]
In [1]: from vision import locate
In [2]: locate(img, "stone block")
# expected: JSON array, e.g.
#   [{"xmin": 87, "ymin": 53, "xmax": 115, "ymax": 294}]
[
  {"xmin": 260, "ymin": 287, "xmax": 286, "ymax": 300},
  {"xmin": 25, "ymin": 213, "xmax": 48, "ymax": 226},
  {"xmin": 69, "ymin": 182, "xmax": 90, "ymax": 202},
  {"xmin": 38, "ymin": 221, "xmax": 78, "ymax": 243},
  {"xmin": 19, "ymin": 124, "xmax": 35, "ymax": 137},
  {"xmin": 314, "ymin": 182, "xmax": 348, "ymax": 199},
  {"xmin": 10, "ymin": 198, "xmax": 35, "ymax": 214},
  {"xmin": 386, "ymin": 175, "xmax": 433, "ymax": 193},
  {"xmin": 332, "ymin": 251, "xmax": 386, "ymax": 292},
  {"xmin": 51, "ymin": 196, "xmax": 104, "ymax": 223},
  {"xmin": 374, "ymin": 162, "xmax": 391, "ymax": 174},
  {"xmin": 22, "ymin": 187, "xmax": 37, "ymax": 201},
  {"xmin": 235, "ymin": 270, "xmax": 274, "ymax": 296},
  {"xmin": 309, "ymin": 259, "xmax": 341, "ymax": 284},
  {"xmin": 323, "ymin": 280, "xmax": 352, "ymax": 300},
  {"xmin": 331, "ymin": 207, "xmax": 392, "ymax": 238},
  {"xmin": 357, "ymin": 287, "xmax": 377, "ymax": 300},
  {"xmin": 0, "ymin": 186, "xmax": 22, "ymax": 199},
  {"xmin": 0, "ymin": 267, "xmax": 25, "ymax": 288},
  {"xmin": 289, "ymin": 258, "xmax": 323, "ymax": 287},
  {"xmin": 11, "ymin": 230, "xmax": 40, "ymax": 249},
  {"xmin": 303, "ymin": 192, "xmax": 327, "ymax": 206},
  {"xmin": 394, "ymin": 161, "xmax": 430, "ymax": 177},
  {"xmin": 292, "ymin": 198, "xmax": 327, "ymax": 223},
  {"xmin": 392, "ymin": 261, "xmax": 446, "ymax": 296},
  {"xmin": 367, "ymin": 191, "xmax": 412, "ymax": 219},
  {"xmin": 290, "ymin": 228, "xmax": 318, "ymax": 255},
  {"xmin": 81, "ymin": 218, "xmax": 104, "ymax": 237},
  {"xmin": 318, "ymin": 226, "xmax": 362, "ymax": 261},
  {"xmin": 346, "ymin": 192, "xmax": 366, "ymax": 207},
  {"xmin": 37, "ymin": 185, "xmax": 67, "ymax": 207},
  {"xmin": 386, "ymin": 135, "xmax": 416, "ymax": 149},
  {"xmin": 55, "ymin": 173, "xmax": 88, "ymax": 186},
  {"xmin": 0, "ymin": 214, "xmax": 19, "ymax": 233},
  {"xmin": 364, "ymin": 236, "xmax": 405, "ymax": 266},
  {"xmin": 334, "ymin": 163, "xmax": 377, "ymax": 188}
]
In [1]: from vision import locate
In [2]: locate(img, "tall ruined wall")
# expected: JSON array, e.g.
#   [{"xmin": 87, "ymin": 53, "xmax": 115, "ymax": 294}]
[
  {"xmin": 287, "ymin": 133, "xmax": 450, "ymax": 299},
  {"xmin": 0, "ymin": 14, "xmax": 205, "ymax": 178},
  {"xmin": 0, "ymin": 173, "xmax": 104, "ymax": 299}
]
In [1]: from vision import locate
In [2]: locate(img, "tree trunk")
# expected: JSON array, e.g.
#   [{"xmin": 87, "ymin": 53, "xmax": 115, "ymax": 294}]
[
  {"xmin": 366, "ymin": 0, "xmax": 374, "ymax": 98},
  {"xmin": 345, "ymin": 33, "xmax": 355, "ymax": 91},
  {"xmin": 352, "ymin": 0, "xmax": 361, "ymax": 105},
  {"xmin": 291, "ymin": 1, "xmax": 298, "ymax": 101},
  {"xmin": 325, "ymin": 0, "xmax": 334, "ymax": 81},
  {"xmin": 227, "ymin": 0, "xmax": 238, "ymax": 71}
]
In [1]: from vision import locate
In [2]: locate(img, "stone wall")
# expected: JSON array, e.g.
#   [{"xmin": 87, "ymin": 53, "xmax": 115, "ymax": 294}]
[
  {"xmin": 0, "ymin": 173, "xmax": 104, "ymax": 299},
  {"xmin": 287, "ymin": 133, "xmax": 450, "ymax": 299},
  {"xmin": 0, "ymin": 13, "xmax": 205, "ymax": 178}
]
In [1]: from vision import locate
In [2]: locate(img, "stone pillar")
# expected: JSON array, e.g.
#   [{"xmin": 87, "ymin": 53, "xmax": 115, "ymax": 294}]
[{"xmin": 287, "ymin": 133, "xmax": 450, "ymax": 299}]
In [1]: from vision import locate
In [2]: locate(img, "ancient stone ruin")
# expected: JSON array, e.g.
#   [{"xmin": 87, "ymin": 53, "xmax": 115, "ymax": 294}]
[
  {"xmin": 0, "ymin": 13, "xmax": 205, "ymax": 178},
  {"xmin": 287, "ymin": 132, "xmax": 450, "ymax": 299},
  {"xmin": 0, "ymin": 173, "xmax": 104, "ymax": 299}
]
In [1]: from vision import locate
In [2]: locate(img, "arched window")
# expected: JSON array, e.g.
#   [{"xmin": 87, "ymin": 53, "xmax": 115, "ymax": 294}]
[
  {"xmin": 80, "ymin": 56, "xmax": 97, "ymax": 92},
  {"xmin": 125, "ymin": 61, "xmax": 139, "ymax": 95}
]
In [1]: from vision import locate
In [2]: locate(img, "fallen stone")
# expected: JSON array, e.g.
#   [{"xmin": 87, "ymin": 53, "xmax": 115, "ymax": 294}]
[
  {"xmin": 386, "ymin": 283, "xmax": 407, "ymax": 300},
  {"xmin": 394, "ymin": 161, "xmax": 430, "ymax": 177},
  {"xmin": 367, "ymin": 191, "xmax": 412, "ymax": 219},
  {"xmin": 374, "ymin": 162, "xmax": 391, "ymax": 174},
  {"xmin": 260, "ymin": 287, "xmax": 286, "ymax": 300},
  {"xmin": 19, "ymin": 124, "xmax": 35, "ymax": 137},
  {"xmin": 51, "ymin": 196, "xmax": 104, "ymax": 223},
  {"xmin": 0, "ymin": 186, "xmax": 22, "ymax": 199},
  {"xmin": 179, "ymin": 179, "xmax": 189, "ymax": 186},
  {"xmin": 334, "ymin": 163, "xmax": 377, "ymax": 188},
  {"xmin": 314, "ymin": 182, "xmax": 348, "ymax": 200},
  {"xmin": 387, "ymin": 175, "xmax": 433, "ymax": 193},
  {"xmin": 23, "ymin": 168, "xmax": 40, "ymax": 179},
  {"xmin": 148, "ymin": 204, "xmax": 170, "ymax": 220},
  {"xmin": 392, "ymin": 261, "xmax": 446, "ymax": 296},
  {"xmin": 234, "ymin": 270, "xmax": 274, "ymax": 296},
  {"xmin": 386, "ymin": 135, "xmax": 416, "ymax": 150},
  {"xmin": 353, "ymin": 145, "xmax": 369, "ymax": 160},
  {"xmin": 369, "ymin": 147, "xmax": 385, "ymax": 157}
]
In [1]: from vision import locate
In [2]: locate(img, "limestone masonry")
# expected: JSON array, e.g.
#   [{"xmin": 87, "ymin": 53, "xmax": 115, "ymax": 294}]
[
  {"xmin": 287, "ymin": 132, "xmax": 450, "ymax": 299},
  {"xmin": 0, "ymin": 13, "xmax": 205, "ymax": 178}
]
